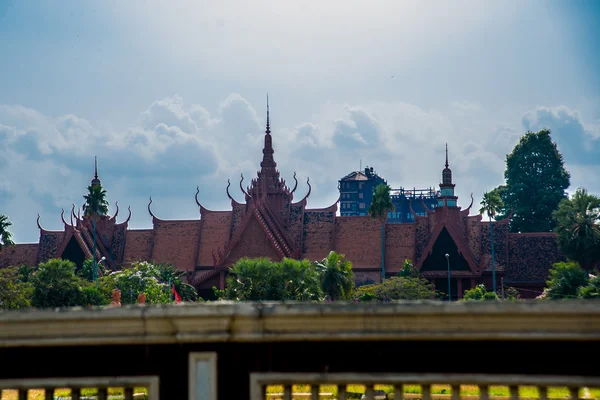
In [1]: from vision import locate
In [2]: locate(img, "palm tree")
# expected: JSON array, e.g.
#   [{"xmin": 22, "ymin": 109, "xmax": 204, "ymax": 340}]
[
  {"xmin": 553, "ymin": 187, "xmax": 600, "ymax": 271},
  {"xmin": 368, "ymin": 184, "xmax": 395, "ymax": 282},
  {"xmin": 314, "ymin": 251, "xmax": 355, "ymax": 300},
  {"xmin": 83, "ymin": 185, "xmax": 109, "ymax": 218},
  {"xmin": 479, "ymin": 189, "xmax": 504, "ymax": 293},
  {"xmin": 0, "ymin": 214, "xmax": 15, "ymax": 252}
]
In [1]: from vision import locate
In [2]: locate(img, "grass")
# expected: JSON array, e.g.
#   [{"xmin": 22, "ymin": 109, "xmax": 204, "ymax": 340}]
[
  {"xmin": 0, "ymin": 387, "xmax": 148, "ymax": 400},
  {"xmin": 265, "ymin": 384, "xmax": 600, "ymax": 399}
]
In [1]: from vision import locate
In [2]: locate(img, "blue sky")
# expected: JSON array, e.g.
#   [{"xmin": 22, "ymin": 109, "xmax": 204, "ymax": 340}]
[{"xmin": 1, "ymin": 0, "xmax": 599, "ymax": 242}]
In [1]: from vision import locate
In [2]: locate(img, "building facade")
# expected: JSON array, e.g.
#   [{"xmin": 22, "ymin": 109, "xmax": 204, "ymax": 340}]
[
  {"xmin": 0, "ymin": 104, "xmax": 566, "ymax": 299},
  {"xmin": 338, "ymin": 167, "xmax": 438, "ymax": 223},
  {"xmin": 338, "ymin": 167, "xmax": 387, "ymax": 217}
]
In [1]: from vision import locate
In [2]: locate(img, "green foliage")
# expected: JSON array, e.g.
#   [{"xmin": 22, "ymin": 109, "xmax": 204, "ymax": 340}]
[
  {"xmin": 83, "ymin": 184, "xmax": 109, "ymax": 217},
  {"xmin": 314, "ymin": 251, "xmax": 355, "ymax": 300},
  {"xmin": 553, "ymin": 187, "xmax": 600, "ymax": 271},
  {"xmin": 225, "ymin": 257, "xmax": 323, "ymax": 301},
  {"xmin": 0, "ymin": 267, "xmax": 33, "ymax": 309},
  {"xmin": 544, "ymin": 261, "xmax": 589, "ymax": 300},
  {"xmin": 397, "ymin": 259, "xmax": 419, "ymax": 278},
  {"xmin": 353, "ymin": 276, "xmax": 436, "ymax": 302},
  {"xmin": 30, "ymin": 259, "xmax": 86, "ymax": 308},
  {"xmin": 462, "ymin": 284, "xmax": 499, "ymax": 301},
  {"xmin": 368, "ymin": 184, "xmax": 395, "ymax": 224},
  {"xmin": 15, "ymin": 264, "xmax": 34, "ymax": 283},
  {"xmin": 78, "ymin": 258, "xmax": 107, "ymax": 282},
  {"xmin": 153, "ymin": 262, "xmax": 198, "ymax": 301},
  {"xmin": 102, "ymin": 261, "xmax": 174, "ymax": 304},
  {"xmin": 578, "ymin": 275, "xmax": 600, "ymax": 299},
  {"xmin": 479, "ymin": 189, "xmax": 504, "ymax": 219},
  {"xmin": 0, "ymin": 214, "xmax": 15, "ymax": 251},
  {"xmin": 495, "ymin": 129, "xmax": 570, "ymax": 233}
]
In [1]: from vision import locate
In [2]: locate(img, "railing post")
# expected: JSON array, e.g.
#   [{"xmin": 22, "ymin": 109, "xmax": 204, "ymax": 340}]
[
  {"xmin": 18, "ymin": 389, "xmax": 27, "ymax": 400},
  {"xmin": 45, "ymin": 388, "xmax": 55, "ymax": 400},
  {"xmin": 125, "ymin": 387, "xmax": 134, "ymax": 400},
  {"xmin": 283, "ymin": 385, "xmax": 292, "ymax": 400},
  {"xmin": 509, "ymin": 385, "xmax": 518, "ymax": 400},
  {"xmin": 98, "ymin": 387, "xmax": 108, "ymax": 400},
  {"xmin": 339, "ymin": 384, "xmax": 347, "ymax": 400},
  {"xmin": 365, "ymin": 384, "xmax": 375, "ymax": 400},
  {"xmin": 451, "ymin": 385, "xmax": 460, "ymax": 400},
  {"xmin": 393, "ymin": 384, "xmax": 403, "ymax": 400},
  {"xmin": 480, "ymin": 385, "xmax": 489, "ymax": 400},
  {"xmin": 422, "ymin": 384, "xmax": 431, "ymax": 400},
  {"xmin": 569, "ymin": 387, "xmax": 580, "ymax": 400},
  {"xmin": 539, "ymin": 386, "xmax": 548, "ymax": 400},
  {"xmin": 72, "ymin": 388, "xmax": 81, "ymax": 400},
  {"xmin": 311, "ymin": 384, "xmax": 319, "ymax": 400}
]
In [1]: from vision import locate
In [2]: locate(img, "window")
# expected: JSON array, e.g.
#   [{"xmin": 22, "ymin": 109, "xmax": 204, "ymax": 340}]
[
  {"xmin": 359, "ymin": 193, "xmax": 363, "ymax": 199},
  {"xmin": 359, "ymin": 203, "xmax": 365, "ymax": 209},
  {"xmin": 359, "ymin": 183, "xmax": 364, "ymax": 189}
]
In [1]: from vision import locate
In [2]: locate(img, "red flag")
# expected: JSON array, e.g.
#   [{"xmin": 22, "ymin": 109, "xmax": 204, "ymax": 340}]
[{"xmin": 171, "ymin": 284, "xmax": 182, "ymax": 303}]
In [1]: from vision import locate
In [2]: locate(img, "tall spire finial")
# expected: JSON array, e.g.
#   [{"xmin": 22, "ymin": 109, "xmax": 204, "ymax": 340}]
[
  {"xmin": 445, "ymin": 143, "xmax": 449, "ymax": 168},
  {"xmin": 266, "ymin": 93, "xmax": 270, "ymax": 135},
  {"xmin": 91, "ymin": 156, "xmax": 101, "ymax": 187}
]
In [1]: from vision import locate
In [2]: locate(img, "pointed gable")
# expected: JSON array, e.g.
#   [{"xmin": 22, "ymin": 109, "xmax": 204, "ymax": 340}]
[
  {"xmin": 224, "ymin": 215, "xmax": 283, "ymax": 264},
  {"xmin": 420, "ymin": 227, "xmax": 470, "ymax": 272}
]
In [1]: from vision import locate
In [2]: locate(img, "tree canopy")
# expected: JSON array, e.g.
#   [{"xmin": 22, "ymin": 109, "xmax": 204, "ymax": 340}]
[
  {"xmin": 553, "ymin": 187, "xmax": 600, "ymax": 271},
  {"xmin": 495, "ymin": 129, "xmax": 570, "ymax": 233},
  {"xmin": 0, "ymin": 214, "xmax": 15, "ymax": 251},
  {"xmin": 368, "ymin": 184, "xmax": 395, "ymax": 224},
  {"xmin": 314, "ymin": 251, "xmax": 355, "ymax": 300},
  {"xmin": 83, "ymin": 184, "xmax": 109, "ymax": 217}
]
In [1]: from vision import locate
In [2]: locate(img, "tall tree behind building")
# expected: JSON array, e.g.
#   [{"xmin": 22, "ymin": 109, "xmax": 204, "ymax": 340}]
[
  {"xmin": 0, "ymin": 214, "xmax": 15, "ymax": 251},
  {"xmin": 495, "ymin": 129, "xmax": 570, "ymax": 233}
]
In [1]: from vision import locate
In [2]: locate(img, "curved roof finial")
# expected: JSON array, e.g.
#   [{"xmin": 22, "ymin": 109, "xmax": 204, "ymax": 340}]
[
  {"xmin": 124, "ymin": 206, "xmax": 132, "ymax": 224},
  {"xmin": 112, "ymin": 201, "xmax": 120, "ymax": 221},
  {"xmin": 240, "ymin": 173, "xmax": 251, "ymax": 198},
  {"xmin": 61, "ymin": 209, "xmax": 69, "ymax": 227},
  {"xmin": 148, "ymin": 196, "xmax": 155, "ymax": 218},
  {"xmin": 290, "ymin": 172, "xmax": 298, "ymax": 194},
  {"xmin": 226, "ymin": 179, "xmax": 233, "ymax": 201},
  {"xmin": 36, "ymin": 214, "xmax": 43, "ymax": 231},
  {"xmin": 70, "ymin": 204, "xmax": 75, "ymax": 226},
  {"xmin": 195, "ymin": 186, "xmax": 201, "ymax": 207},
  {"xmin": 466, "ymin": 192, "xmax": 474, "ymax": 212}
]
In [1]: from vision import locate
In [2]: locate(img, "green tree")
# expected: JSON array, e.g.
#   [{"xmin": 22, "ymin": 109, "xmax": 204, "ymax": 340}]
[
  {"xmin": 544, "ymin": 261, "xmax": 589, "ymax": 300},
  {"xmin": 78, "ymin": 258, "xmax": 107, "ymax": 282},
  {"xmin": 353, "ymin": 276, "xmax": 436, "ymax": 302},
  {"xmin": 462, "ymin": 284, "xmax": 499, "ymax": 301},
  {"xmin": 368, "ymin": 184, "xmax": 395, "ymax": 281},
  {"xmin": 83, "ymin": 184, "xmax": 109, "ymax": 218},
  {"xmin": 495, "ymin": 129, "xmax": 570, "ymax": 233},
  {"xmin": 314, "ymin": 251, "xmax": 355, "ymax": 300},
  {"xmin": 0, "ymin": 267, "xmax": 33, "ymax": 309},
  {"xmin": 103, "ymin": 261, "xmax": 176, "ymax": 304},
  {"xmin": 479, "ymin": 189, "xmax": 504, "ymax": 293},
  {"xmin": 225, "ymin": 257, "xmax": 323, "ymax": 301},
  {"xmin": 397, "ymin": 259, "xmax": 419, "ymax": 278},
  {"xmin": 30, "ymin": 259, "xmax": 85, "ymax": 308},
  {"xmin": 0, "ymin": 214, "xmax": 15, "ymax": 251},
  {"xmin": 553, "ymin": 188, "xmax": 600, "ymax": 271}
]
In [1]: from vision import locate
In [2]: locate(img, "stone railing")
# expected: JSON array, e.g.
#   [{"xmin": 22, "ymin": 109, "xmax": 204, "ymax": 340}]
[
  {"xmin": 0, "ymin": 300, "xmax": 599, "ymax": 347},
  {"xmin": 251, "ymin": 373, "xmax": 600, "ymax": 400},
  {"xmin": 0, "ymin": 376, "xmax": 159, "ymax": 400}
]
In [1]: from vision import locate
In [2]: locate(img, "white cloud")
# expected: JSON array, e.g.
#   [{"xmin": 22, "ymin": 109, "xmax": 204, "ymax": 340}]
[{"xmin": 1, "ymin": 95, "xmax": 599, "ymax": 243}]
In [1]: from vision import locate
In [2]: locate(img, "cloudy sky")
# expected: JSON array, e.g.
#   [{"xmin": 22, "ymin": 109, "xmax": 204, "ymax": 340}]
[{"xmin": 1, "ymin": 0, "xmax": 599, "ymax": 243}]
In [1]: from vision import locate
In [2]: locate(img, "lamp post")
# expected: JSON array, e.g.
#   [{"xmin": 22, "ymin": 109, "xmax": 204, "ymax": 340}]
[{"xmin": 445, "ymin": 253, "xmax": 451, "ymax": 302}]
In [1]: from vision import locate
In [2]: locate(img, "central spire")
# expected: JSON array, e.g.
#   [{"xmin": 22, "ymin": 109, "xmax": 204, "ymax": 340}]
[
  {"xmin": 445, "ymin": 143, "xmax": 449, "ymax": 169},
  {"xmin": 261, "ymin": 93, "xmax": 276, "ymax": 173}
]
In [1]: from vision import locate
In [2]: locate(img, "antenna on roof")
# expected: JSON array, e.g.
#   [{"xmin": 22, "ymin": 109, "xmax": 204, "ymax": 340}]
[{"xmin": 360, "ymin": 159, "xmax": 362, "ymax": 171}]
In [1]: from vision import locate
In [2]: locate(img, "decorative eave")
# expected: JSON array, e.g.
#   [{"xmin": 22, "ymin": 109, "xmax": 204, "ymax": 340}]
[
  {"xmin": 291, "ymin": 177, "xmax": 311, "ymax": 207},
  {"xmin": 36, "ymin": 215, "xmax": 63, "ymax": 235},
  {"xmin": 415, "ymin": 218, "xmax": 480, "ymax": 274},
  {"xmin": 0, "ymin": 301, "xmax": 599, "ymax": 347}
]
